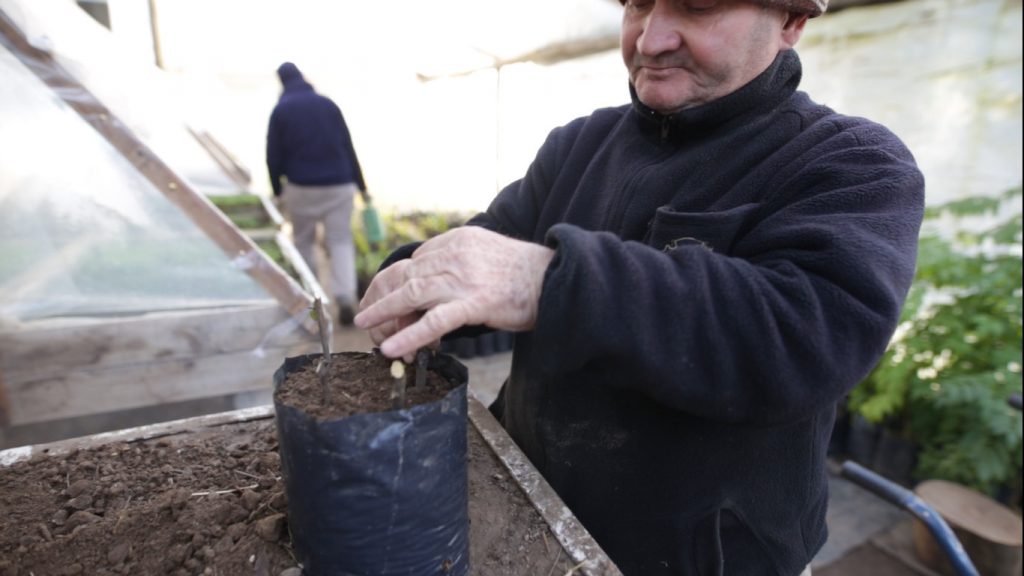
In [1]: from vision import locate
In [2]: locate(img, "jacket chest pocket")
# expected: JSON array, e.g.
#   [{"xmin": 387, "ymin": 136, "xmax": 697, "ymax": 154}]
[{"xmin": 647, "ymin": 203, "xmax": 760, "ymax": 255}]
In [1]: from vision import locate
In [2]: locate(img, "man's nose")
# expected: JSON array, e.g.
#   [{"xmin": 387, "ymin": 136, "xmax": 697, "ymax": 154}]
[{"xmin": 636, "ymin": 5, "xmax": 684, "ymax": 56}]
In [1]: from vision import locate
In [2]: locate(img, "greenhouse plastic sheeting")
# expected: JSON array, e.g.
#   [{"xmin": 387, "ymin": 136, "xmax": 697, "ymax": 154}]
[
  {"xmin": 0, "ymin": 0, "xmax": 241, "ymax": 195},
  {"xmin": 405, "ymin": 0, "xmax": 621, "ymax": 77},
  {"xmin": 0, "ymin": 42, "xmax": 273, "ymax": 324}
]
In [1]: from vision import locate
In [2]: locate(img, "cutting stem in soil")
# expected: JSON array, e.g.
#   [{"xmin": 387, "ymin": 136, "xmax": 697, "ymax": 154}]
[
  {"xmin": 390, "ymin": 348, "xmax": 430, "ymax": 410},
  {"xmin": 390, "ymin": 360, "xmax": 406, "ymax": 410},
  {"xmin": 311, "ymin": 297, "xmax": 332, "ymax": 406},
  {"xmin": 414, "ymin": 348, "xmax": 429, "ymax": 388}
]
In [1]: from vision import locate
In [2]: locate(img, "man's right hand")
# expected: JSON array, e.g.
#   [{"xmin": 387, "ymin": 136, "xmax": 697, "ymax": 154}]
[{"xmin": 355, "ymin": 227, "xmax": 554, "ymax": 361}]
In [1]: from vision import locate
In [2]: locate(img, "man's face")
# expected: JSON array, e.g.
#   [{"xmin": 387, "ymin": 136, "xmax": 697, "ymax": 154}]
[{"xmin": 621, "ymin": 0, "xmax": 803, "ymax": 114}]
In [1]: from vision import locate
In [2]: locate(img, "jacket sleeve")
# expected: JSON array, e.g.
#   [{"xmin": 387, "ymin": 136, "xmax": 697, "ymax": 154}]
[
  {"xmin": 266, "ymin": 107, "xmax": 285, "ymax": 197},
  {"xmin": 495, "ymin": 120, "xmax": 925, "ymax": 426},
  {"xmin": 336, "ymin": 106, "xmax": 367, "ymax": 193}
]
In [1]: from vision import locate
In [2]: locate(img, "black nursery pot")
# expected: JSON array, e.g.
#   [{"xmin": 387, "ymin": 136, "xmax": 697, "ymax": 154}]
[{"xmin": 273, "ymin": 352, "xmax": 470, "ymax": 576}]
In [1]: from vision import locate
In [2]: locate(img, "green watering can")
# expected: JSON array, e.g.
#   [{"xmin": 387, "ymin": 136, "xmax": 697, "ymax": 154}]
[{"xmin": 361, "ymin": 198, "xmax": 386, "ymax": 246}]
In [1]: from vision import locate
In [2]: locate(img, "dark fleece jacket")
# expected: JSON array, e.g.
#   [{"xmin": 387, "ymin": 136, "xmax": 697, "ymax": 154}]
[
  {"xmin": 266, "ymin": 62, "xmax": 365, "ymax": 196},
  {"xmin": 470, "ymin": 50, "xmax": 924, "ymax": 575}
]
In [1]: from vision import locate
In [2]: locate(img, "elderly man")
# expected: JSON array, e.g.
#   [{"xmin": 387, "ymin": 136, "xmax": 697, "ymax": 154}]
[{"xmin": 357, "ymin": 0, "xmax": 925, "ymax": 573}]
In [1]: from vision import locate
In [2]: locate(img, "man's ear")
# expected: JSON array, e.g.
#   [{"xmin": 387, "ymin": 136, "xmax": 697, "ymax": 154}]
[{"xmin": 780, "ymin": 13, "xmax": 809, "ymax": 49}]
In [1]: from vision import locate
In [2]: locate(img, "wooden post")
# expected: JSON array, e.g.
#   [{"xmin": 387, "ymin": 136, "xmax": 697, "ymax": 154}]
[
  {"xmin": 913, "ymin": 480, "xmax": 1023, "ymax": 576},
  {"xmin": 186, "ymin": 126, "xmax": 253, "ymax": 189},
  {"xmin": 147, "ymin": 0, "xmax": 164, "ymax": 69}
]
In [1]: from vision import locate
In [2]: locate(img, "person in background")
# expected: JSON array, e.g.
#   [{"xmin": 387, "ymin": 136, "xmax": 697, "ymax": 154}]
[
  {"xmin": 267, "ymin": 61, "xmax": 367, "ymax": 325},
  {"xmin": 356, "ymin": 0, "xmax": 925, "ymax": 573}
]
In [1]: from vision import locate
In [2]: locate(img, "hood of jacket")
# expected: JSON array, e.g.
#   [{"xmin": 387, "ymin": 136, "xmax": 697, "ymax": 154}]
[{"xmin": 277, "ymin": 61, "xmax": 314, "ymax": 95}]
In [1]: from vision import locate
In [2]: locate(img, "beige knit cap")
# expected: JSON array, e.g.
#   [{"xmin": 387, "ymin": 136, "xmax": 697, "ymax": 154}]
[
  {"xmin": 760, "ymin": 0, "xmax": 828, "ymax": 17},
  {"xmin": 618, "ymin": 0, "xmax": 827, "ymax": 17}
]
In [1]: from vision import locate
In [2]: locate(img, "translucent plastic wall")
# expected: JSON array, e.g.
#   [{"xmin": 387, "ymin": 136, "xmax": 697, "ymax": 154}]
[
  {"xmin": 799, "ymin": 0, "xmax": 1023, "ymax": 205},
  {"xmin": 0, "ymin": 43, "xmax": 273, "ymax": 324},
  {"xmin": 0, "ymin": 0, "xmax": 241, "ymax": 195}
]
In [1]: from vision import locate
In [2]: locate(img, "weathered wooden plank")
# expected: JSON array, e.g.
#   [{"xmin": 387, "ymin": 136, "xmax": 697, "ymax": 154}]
[
  {"xmin": 276, "ymin": 230, "xmax": 329, "ymax": 303},
  {"xmin": 186, "ymin": 126, "xmax": 252, "ymax": 190},
  {"xmin": 4, "ymin": 343, "xmax": 311, "ymax": 427},
  {"xmin": 0, "ymin": 306, "xmax": 314, "ymax": 386}
]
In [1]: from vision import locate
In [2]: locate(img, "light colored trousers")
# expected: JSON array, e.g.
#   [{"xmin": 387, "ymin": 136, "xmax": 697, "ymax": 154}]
[{"xmin": 282, "ymin": 181, "xmax": 358, "ymax": 305}]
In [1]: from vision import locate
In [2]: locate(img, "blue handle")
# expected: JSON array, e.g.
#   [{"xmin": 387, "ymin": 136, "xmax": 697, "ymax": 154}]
[{"xmin": 839, "ymin": 461, "xmax": 980, "ymax": 576}]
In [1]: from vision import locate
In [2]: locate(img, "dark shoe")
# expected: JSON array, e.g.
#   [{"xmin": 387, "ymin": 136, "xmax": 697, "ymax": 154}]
[{"xmin": 338, "ymin": 303, "xmax": 356, "ymax": 327}]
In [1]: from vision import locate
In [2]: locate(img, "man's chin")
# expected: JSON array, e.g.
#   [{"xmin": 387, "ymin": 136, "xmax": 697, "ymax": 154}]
[{"xmin": 635, "ymin": 88, "xmax": 688, "ymax": 115}]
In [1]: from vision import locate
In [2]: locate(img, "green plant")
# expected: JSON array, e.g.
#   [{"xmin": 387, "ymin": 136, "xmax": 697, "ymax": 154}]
[
  {"xmin": 208, "ymin": 193, "xmax": 272, "ymax": 230},
  {"xmin": 850, "ymin": 186, "xmax": 1023, "ymax": 495},
  {"xmin": 353, "ymin": 208, "xmax": 473, "ymax": 296}
]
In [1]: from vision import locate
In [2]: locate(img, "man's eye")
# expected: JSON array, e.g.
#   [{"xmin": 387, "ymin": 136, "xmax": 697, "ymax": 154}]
[{"xmin": 684, "ymin": 0, "xmax": 718, "ymax": 11}]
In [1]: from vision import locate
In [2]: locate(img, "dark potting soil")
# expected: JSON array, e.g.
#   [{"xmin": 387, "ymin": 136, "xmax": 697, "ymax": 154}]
[
  {"xmin": 273, "ymin": 351, "xmax": 454, "ymax": 419},
  {"xmin": 0, "ymin": 354, "xmax": 578, "ymax": 576}
]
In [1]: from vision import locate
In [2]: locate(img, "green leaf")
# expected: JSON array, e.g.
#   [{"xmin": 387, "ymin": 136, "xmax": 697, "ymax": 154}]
[{"xmin": 853, "ymin": 184, "xmax": 1022, "ymax": 495}]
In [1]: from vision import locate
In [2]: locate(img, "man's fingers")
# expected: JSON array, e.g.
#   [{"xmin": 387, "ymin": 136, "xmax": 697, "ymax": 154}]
[
  {"xmin": 358, "ymin": 262, "xmax": 405, "ymax": 305},
  {"xmin": 355, "ymin": 261, "xmax": 409, "ymax": 327},
  {"xmin": 366, "ymin": 319, "xmax": 397, "ymax": 347},
  {"xmin": 356, "ymin": 272, "xmax": 459, "ymax": 331},
  {"xmin": 378, "ymin": 302, "xmax": 469, "ymax": 359}
]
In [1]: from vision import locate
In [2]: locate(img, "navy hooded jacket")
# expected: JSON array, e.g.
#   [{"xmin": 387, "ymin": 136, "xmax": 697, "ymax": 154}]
[
  {"xmin": 468, "ymin": 50, "xmax": 925, "ymax": 575},
  {"xmin": 266, "ymin": 62, "xmax": 365, "ymax": 196}
]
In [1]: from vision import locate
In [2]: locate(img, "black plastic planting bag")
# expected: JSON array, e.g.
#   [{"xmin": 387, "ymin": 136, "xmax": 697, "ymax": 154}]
[{"xmin": 273, "ymin": 353, "xmax": 470, "ymax": 576}]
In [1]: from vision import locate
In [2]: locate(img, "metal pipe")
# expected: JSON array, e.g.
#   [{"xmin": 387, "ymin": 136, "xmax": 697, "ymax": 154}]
[{"xmin": 839, "ymin": 461, "xmax": 979, "ymax": 576}]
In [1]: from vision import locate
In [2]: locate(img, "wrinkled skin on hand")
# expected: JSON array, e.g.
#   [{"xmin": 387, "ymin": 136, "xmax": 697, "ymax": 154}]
[{"xmin": 355, "ymin": 227, "xmax": 554, "ymax": 361}]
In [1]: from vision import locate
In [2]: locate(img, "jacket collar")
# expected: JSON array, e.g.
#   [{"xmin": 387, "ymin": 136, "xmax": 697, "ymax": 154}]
[{"xmin": 630, "ymin": 49, "xmax": 803, "ymax": 141}]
